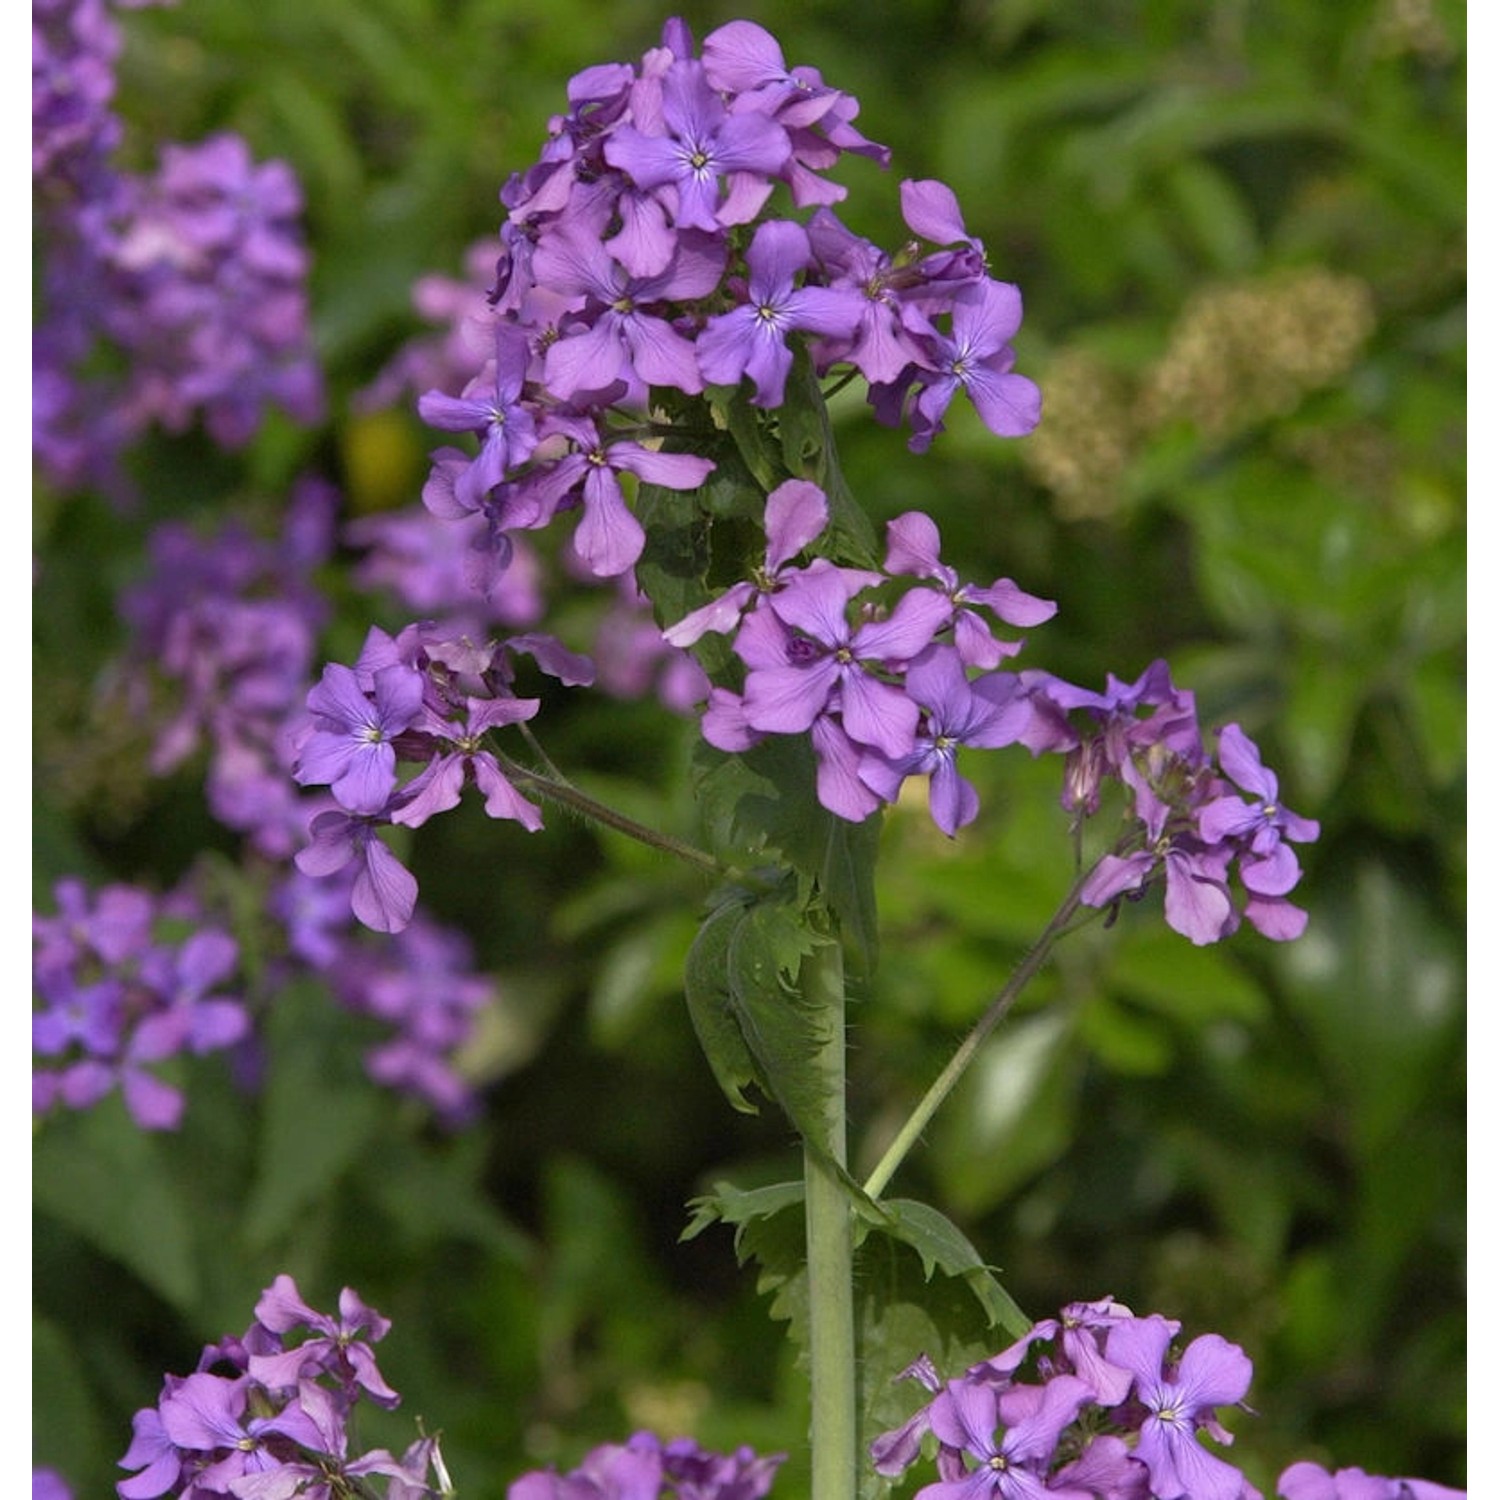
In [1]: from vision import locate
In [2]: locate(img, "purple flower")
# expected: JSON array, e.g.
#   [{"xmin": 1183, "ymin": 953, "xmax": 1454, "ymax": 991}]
[
  {"xmin": 663, "ymin": 477, "xmax": 839, "ymax": 647},
  {"xmin": 882, "ymin": 510, "xmax": 1057, "ymax": 668},
  {"xmin": 603, "ymin": 58, "xmax": 790, "ymax": 232},
  {"xmin": 294, "ymin": 662, "xmax": 426, "ymax": 815},
  {"xmin": 388, "ymin": 693, "xmax": 545, "ymax": 833},
  {"xmin": 249, "ymin": 1275, "xmax": 400, "ymax": 1407},
  {"xmin": 156, "ymin": 1371, "xmax": 325, "ymax": 1491},
  {"xmin": 1277, "ymin": 1462, "xmax": 1465, "ymax": 1500},
  {"xmin": 417, "ymin": 323, "xmax": 540, "ymax": 511},
  {"xmin": 1199, "ymin": 724, "xmax": 1320, "ymax": 898},
  {"xmin": 741, "ymin": 563, "xmax": 949, "ymax": 757},
  {"xmin": 532, "ymin": 218, "xmax": 724, "ymax": 402},
  {"xmin": 916, "ymin": 1374, "xmax": 1095, "ymax": 1500},
  {"xmin": 696, "ymin": 217, "xmax": 860, "ymax": 407},
  {"xmin": 116, "ymin": 1404, "xmax": 180, "ymax": 1499},
  {"xmin": 859, "ymin": 645, "xmax": 1032, "ymax": 835},
  {"xmin": 1104, "ymin": 1316, "xmax": 1254, "ymax": 1500},
  {"xmin": 295, "ymin": 809, "xmax": 418, "ymax": 934},
  {"xmin": 875, "ymin": 279, "xmax": 1041, "ymax": 452},
  {"xmin": 519, "ymin": 410, "xmax": 716, "ymax": 577}
]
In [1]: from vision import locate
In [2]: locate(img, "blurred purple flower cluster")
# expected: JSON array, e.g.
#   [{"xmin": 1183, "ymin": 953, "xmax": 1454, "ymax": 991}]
[
  {"xmin": 37, "ymin": 488, "xmax": 507, "ymax": 1125},
  {"xmin": 509, "ymin": 1430, "xmax": 783, "ymax": 1500},
  {"xmin": 34, "ymin": 0, "xmax": 323, "ymax": 493},
  {"xmin": 873, "ymin": 1298, "xmax": 1464, "ymax": 1500},
  {"xmin": 33, "ymin": 876, "xmax": 248, "ymax": 1130},
  {"xmin": 116, "ymin": 1274, "xmax": 443, "ymax": 1500}
]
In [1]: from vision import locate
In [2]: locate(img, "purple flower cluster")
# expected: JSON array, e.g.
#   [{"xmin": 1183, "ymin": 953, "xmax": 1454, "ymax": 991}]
[
  {"xmin": 410, "ymin": 17, "xmax": 1039, "ymax": 590},
  {"xmin": 509, "ymin": 1429, "xmax": 783, "ymax": 1500},
  {"xmin": 666, "ymin": 482, "xmax": 1055, "ymax": 837},
  {"xmin": 660, "ymin": 484, "xmax": 1318, "ymax": 942},
  {"xmin": 33, "ymin": 877, "xmax": 249, "ymax": 1130},
  {"xmin": 116, "ymin": 1274, "xmax": 443, "ymax": 1500},
  {"xmin": 1010, "ymin": 664, "xmax": 1321, "ymax": 943},
  {"xmin": 33, "ymin": 0, "xmax": 122, "ymax": 188},
  {"xmin": 35, "ymin": 0, "xmax": 324, "ymax": 495},
  {"xmin": 1276, "ymin": 1464, "xmax": 1465, "ymax": 1500},
  {"xmin": 873, "ymin": 1298, "xmax": 1465, "ymax": 1500},
  {"xmin": 84, "ymin": 494, "xmax": 509, "ymax": 1123},
  {"xmin": 291, "ymin": 621, "xmax": 594, "ymax": 933},
  {"xmin": 100, "ymin": 133, "xmax": 325, "ymax": 448}
]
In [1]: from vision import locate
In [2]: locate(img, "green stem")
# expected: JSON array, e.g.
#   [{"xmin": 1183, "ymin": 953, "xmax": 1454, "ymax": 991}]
[
  {"xmin": 498, "ymin": 758, "xmax": 728, "ymax": 879},
  {"xmin": 800, "ymin": 937, "xmax": 857, "ymax": 1500},
  {"xmin": 861, "ymin": 866, "xmax": 1098, "ymax": 1203}
]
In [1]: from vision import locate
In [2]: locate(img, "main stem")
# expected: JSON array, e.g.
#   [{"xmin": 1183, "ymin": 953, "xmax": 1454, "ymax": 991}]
[{"xmin": 800, "ymin": 937, "xmax": 857, "ymax": 1500}]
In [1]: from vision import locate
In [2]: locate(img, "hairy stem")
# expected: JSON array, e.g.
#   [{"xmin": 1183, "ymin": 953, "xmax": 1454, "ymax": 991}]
[
  {"xmin": 800, "ymin": 937, "xmax": 858, "ymax": 1500},
  {"xmin": 861, "ymin": 866, "xmax": 1099, "ymax": 1202},
  {"xmin": 499, "ymin": 758, "xmax": 728, "ymax": 879}
]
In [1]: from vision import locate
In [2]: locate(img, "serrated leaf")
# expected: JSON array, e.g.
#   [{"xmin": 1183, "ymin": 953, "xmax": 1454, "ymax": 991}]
[
  {"xmin": 683, "ymin": 895, "xmax": 764, "ymax": 1116},
  {"xmin": 860, "ymin": 1197, "xmax": 1031, "ymax": 1340},
  {"xmin": 681, "ymin": 1178, "xmax": 805, "ymax": 1243},
  {"xmin": 728, "ymin": 906, "xmax": 837, "ymax": 1148}
]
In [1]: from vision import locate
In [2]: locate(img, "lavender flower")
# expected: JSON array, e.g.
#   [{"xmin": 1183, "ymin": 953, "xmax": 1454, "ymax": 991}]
[
  {"xmin": 1104, "ymin": 1315, "xmax": 1254, "ymax": 1500},
  {"xmin": 33, "ymin": 878, "xmax": 248, "ymax": 1131},
  {"xmin": 116, "ymin": 1279, "xmax": 439, "ymax": 1500},
  {"xmin": 602, "ymin": 57, "xmax": 791, "ymax": 234},
  {"xmin": 1277, "ymin": 1463, "xmax": 1465, "ymax": 1500},
  {"xmin": 872, "ymin": 278, "xmax": 1042, "ymax": 452},
  {"xmin": 695, "ymin": 217, "xmax": 860, "ymax": 408}
]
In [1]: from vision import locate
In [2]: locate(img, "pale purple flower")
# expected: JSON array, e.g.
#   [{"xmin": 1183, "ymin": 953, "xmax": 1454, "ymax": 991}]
[
  {"xmin": 696, "ymin": 217, "xmax": 860, "ymax": 407},
  {"xmin": 1104, "ymin": 1316, "xmax": 1254, "ymax": 1500},
  {"xmin": 883, "ymin": 510, "xmax": 1056, "ymax": 668},
  {"xmin": 295, "ymin": 809, "xmax": 418, "ymax": 934},
  {"xmin": 33, "ymin": 1468, "xmax": 74, "ymax": 1500},
  {"xmin": 294, "ymin": 662, "xmax": 426, "ymax": 815},
  {"xmin": 859, "ymin": 645, "xmax": 1032, "ymax": 835},
  {"xmin": 157, "ymin": 1372, "xmax": 325, "ymax": 1491},
  {"xmin": 388, "ymin": 693, "xmax": 544, "ymax": 833},
  {"xmin": 1199, "ymin": 724, "xmax": 1320, "ymax": 897},
  {"xmin": 603, "ymin": 58, "xmax": 790, "ymax": 232},
  {"xmin": 249, "ymin": 1275, "xmax": 400, "ymax": 1407},
  {"xmin": 916, "ymin": 1374, "xmax": 1095, "ymax": 1500},
  {"xmin": 519, "ymin": 410, "xmax": 715, "ymax": 577},
  {"xmin": 1277, "ymin": 1462, "xmax": 1465, "ymax": 1500},
  {"xmin": 664, "ymin": 477, "xmax": 838, "ymax": 647},
  {"xmin": 417, "ymin": 323, "xmax": 539, "ymax": 511},
  {"xmin": 533, "ymin": 219, "xmax": 724, "ymax": 401},
  {"xmin": 742, "ymin": 562, "xmax": 949, "ymax": 756},
  {"xmin": 875, "ymin": 279, "xmax": 1041, "ymax": 452}
]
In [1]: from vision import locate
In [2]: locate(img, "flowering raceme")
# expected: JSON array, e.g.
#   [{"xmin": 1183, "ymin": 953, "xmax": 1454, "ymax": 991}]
[
  {"xmin": 114, "ymin": 1276, "xmax": 442, "ymax": 1500},
  {"xmin": 872, "ymin": 1300, "xmax": 1464, "ymax": 1500}
]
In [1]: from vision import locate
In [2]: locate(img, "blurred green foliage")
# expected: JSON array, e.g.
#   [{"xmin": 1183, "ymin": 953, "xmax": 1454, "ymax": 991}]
[{"xmin": 34, "ymin": 0, "xmax": 1463, "ymax": 1496}]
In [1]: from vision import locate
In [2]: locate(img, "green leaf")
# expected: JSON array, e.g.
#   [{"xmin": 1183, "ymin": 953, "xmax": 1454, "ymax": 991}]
[
  {"xmin": 683, "ymin": 895, "xmax": 763, "ymax": 1116},
  {"xmin": 682, "ymin": 882, "xmax": 836, "ymax": 1144},
  {"xmin": 33, "ymin": 1096, "xmax": 201, "ymax": 1315},
  {"xmin": 858, "ymin": 1196, "xmax": 1032, "ymax": 1340},
  {"xmin": 681, "ymin": 1178, "xmax": 806, "ymax": 1244},
  {"xmin": 242, "ymin": 979, "xmax": 383, "ymax": 1249},
  {"xmin": 692, "ymin": 737, "xmax": 883, "ymax": 971}
]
